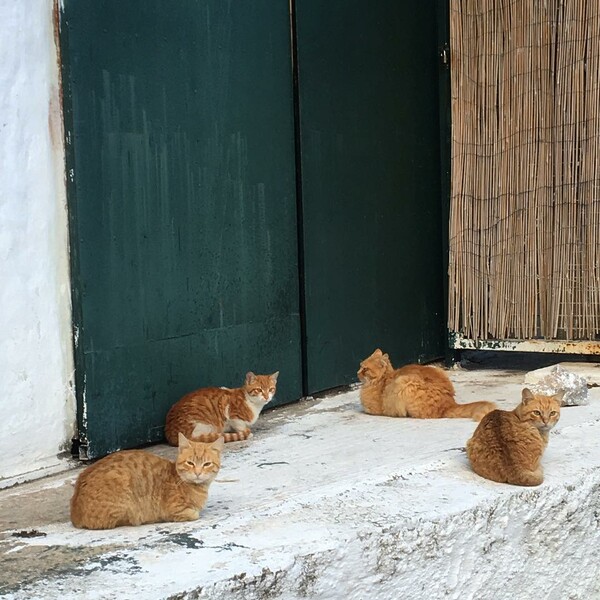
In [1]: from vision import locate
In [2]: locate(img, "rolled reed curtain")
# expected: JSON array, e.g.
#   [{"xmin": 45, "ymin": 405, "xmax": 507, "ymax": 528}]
[{"xmin": 448, "ymin": 0, "xmax": 600, "ymax": 341}]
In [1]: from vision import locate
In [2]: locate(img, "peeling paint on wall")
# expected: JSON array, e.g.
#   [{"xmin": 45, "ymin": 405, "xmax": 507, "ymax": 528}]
[
  {"xmin": 451, "ymin": 333, "xmax": 600, "ymax": 355},
  {"xmin": 0, "ymin": 0, "xmax": 75, "ymax": 486}
]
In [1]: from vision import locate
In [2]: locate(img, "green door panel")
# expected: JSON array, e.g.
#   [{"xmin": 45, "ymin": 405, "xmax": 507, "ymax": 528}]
[
  {"xmin": 295, "ymin": 1, "xmax": 446, "ymax": 392},
  {"xmin": 61, "ymin": 0, "xmax": 302, "ymax": 458}
]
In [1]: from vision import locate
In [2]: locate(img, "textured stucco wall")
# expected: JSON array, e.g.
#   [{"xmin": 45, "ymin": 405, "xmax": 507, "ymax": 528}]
[{"xmin": 0, "ymin": 0, "xmax": 75, "ymax": 485}]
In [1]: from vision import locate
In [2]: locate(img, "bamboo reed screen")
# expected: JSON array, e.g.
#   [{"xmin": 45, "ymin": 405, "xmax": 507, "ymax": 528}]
[{"xmin": 448, "ymin": 0, "xmax": 600, "ymax": 342}]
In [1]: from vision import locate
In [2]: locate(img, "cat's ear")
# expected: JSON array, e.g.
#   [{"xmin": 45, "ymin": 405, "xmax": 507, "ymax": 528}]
[
  {"xmin": 245, "ymin": 371, "xmax": 257, "ymax": 385},
  {"xmin": 378, "ymin": 353, "xmax": 390, "ymax": 367},
  {"xmin": 552, "ymin": 390, "xmax": 565, "ymax": 405},
  {"xmin": 271, "ymin": 371, "xmax": 279, "ymax": 382},
  {"xmin": 521, "ymin": 388, "xmax": 535, "ymax": 404},
  {"xmin": 211, "ymin": 436, "xmax": 225, "ymax": 452},
  {"xmin": 178, "ymin": 432, "xmax": 191, "ymax": 448},
  {"xmin": 373, "ymin": 348, "xmax": 383, "ymax": 357}
]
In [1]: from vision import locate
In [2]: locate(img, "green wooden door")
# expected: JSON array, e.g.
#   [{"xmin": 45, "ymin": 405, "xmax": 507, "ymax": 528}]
[
  {"xmin": 61, "ymin": 0, "xmax": 302, "ymax": 458},
  {"xmin": 295, "ymin": 1, "xmax": 446, "ymax": 392}
]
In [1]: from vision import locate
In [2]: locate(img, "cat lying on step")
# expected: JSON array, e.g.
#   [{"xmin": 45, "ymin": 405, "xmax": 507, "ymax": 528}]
[
  {"xmin": 358, "ymin": 348, "xmax": 496, "ymax": 421},
  {"xmin": 70, "ymin": 434, "xmax": 223, "ymax": 529},
  {"xmin": 466, "ymin": 388, "xmax": 561, "ymax": 486},
  {"xmin": 165, "ymin": 371, "xmax": 279, "ymax": 445}
]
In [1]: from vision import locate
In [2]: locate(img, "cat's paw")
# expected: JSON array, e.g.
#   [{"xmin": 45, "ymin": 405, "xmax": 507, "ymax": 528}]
[{"xmin": 173, "ymin": 508, "xmax": 200, "ymax": 522}]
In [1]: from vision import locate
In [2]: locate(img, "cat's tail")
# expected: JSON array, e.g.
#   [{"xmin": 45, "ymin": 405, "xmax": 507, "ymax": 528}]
[
  {"xmin": 223, "ymin": 429, "xmax": 252, "ymax": 443},
  {"xmin": 444, "ymin": 401, "xmax": 497, "ymax": 421},
  {"xmin": 189, "ymin": 430, "xmax": 252, "ymax": 443},
  {"xmin": 507, "ymin": 467, "xmax": 544, "ymax": 487}
]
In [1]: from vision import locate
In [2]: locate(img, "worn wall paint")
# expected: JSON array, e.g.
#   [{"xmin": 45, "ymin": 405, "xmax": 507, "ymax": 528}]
[
  {"xmin": 0, "ymin": 0, "xmax": 75, "ymax": 485},
  {"xmin": 61, "ymin": 0, "xmax": 302, "ymax": 459},
  {"xmin": 296, "ymin": 0, "xmax": 446, "ymax": 392},
  {"xmin": 452, "ymin": 333, "xmax": 600, "ymax": 355}
]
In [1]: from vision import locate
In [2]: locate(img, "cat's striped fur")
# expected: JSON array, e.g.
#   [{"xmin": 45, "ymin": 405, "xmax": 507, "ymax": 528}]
[
  {"xmin": 358, "ymin": 349, "xmax": 496, "ymax": 421},
  {"xmin": 71, "ymin": 434, "xmax": 223, "ymax": 529},
  {"xmin": 466, "ymin": 389, "xmax": 561, "ymax": 486},
  {"xmin": 165, "ymin": 372, "xmax": 278, "ymax": 445}
]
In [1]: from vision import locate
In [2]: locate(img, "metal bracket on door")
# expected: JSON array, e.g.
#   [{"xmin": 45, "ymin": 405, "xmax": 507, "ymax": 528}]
[{"xmin": 440, "ymin": 43, "xmax": 450, "ymax": 68}]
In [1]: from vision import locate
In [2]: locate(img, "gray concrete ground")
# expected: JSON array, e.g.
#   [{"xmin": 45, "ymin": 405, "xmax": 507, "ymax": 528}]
[{"xmin": 1, "ymin": 365, "xmax": 600, "ymax": 600}]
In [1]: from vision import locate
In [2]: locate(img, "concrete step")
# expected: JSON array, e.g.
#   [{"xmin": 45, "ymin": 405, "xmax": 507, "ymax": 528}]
[{"xmin": 1, "ymin": 369, "xmax": 600, "ymax": 600}]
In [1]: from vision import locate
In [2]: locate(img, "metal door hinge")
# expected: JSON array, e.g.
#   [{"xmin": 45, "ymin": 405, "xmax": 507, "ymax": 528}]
[{"xmin": 71, "ymin": 435, "xmax": 89, "ymax": 461}]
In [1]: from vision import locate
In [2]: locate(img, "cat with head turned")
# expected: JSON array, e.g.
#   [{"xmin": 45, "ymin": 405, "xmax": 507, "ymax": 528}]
[
  {"xmin": 358, "ymin": 348, "xmax": 496, "ymax": 421},
  {"xmin": 466, "ymin": 388, "xmax": 562, "ymax": 486},
  {"xmin": 165, "ymin": 371, "xmax": 279, "ymax": 445}
]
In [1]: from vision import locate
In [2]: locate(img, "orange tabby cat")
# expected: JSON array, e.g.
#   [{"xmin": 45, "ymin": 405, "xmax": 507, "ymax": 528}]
[
  {"xmin": 466, "ymin": 388, "xmax": 561, "ymax": 486},
  {"xmin": 358, "ymin": 349, "xmax": 496, "ymax": 420},
  {"xmin": 165, "ymin": 371, "xmax": 278, "ymax": 445},
  {"xmin": 70, "ymin": 434, "xmax": 223, "ymax": 529}
]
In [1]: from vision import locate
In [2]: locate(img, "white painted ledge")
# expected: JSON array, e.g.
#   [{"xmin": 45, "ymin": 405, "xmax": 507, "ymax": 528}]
[
  {"xmin": 2, "ymin": 369, "xmax": 600, "ymax": 600},
  {"xmin": 0, "ymin": 459, "xmax": 78, "ymax": 491},
  {"xmin": 451, "ymin": 333, "xmax": 600, "ymax": 355}
]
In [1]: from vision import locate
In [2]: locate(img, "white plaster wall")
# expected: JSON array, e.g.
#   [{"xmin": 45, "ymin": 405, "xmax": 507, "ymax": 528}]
[{"xmin": 0, "ymin": 0, "xmax": 75, "ymax": 485}]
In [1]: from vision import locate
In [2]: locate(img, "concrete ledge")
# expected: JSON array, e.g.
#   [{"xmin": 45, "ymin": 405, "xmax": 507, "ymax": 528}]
[
  {"xmin": 2, "ymin": 369, "xmax": 600, "ymax": 600},
  {"xmin": 0, "ymin": 457, "xmax": 79, "ymax": 491}
]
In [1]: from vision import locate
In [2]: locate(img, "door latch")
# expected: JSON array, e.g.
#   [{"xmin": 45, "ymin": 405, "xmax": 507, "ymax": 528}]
[{"xmin": 440, "ymin": 43, "xmax": 450, "ymax": 67}]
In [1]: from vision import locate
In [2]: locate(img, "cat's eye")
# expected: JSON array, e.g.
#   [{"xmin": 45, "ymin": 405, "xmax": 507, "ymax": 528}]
[
  {"xmin": 532, "ymin": 410, "xmax": 541, "ymax": 416},
  {"xmin": 550, "ymin": 411, "xmax": 557, "ymax": 416},
  {"xmin": 269, "ymin": 388, "xmax": 275, "ymax": 393},
  {"xmin": 203, "ymin": 461, "xmax": 213, "ymax": 468},
  {"xmin": 252, "ymin": 388, "xmax": 261, "ymax": 394},
  {"xmin": 185, "ymin": 460, "xmax": 195, "ymax": 467}
]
